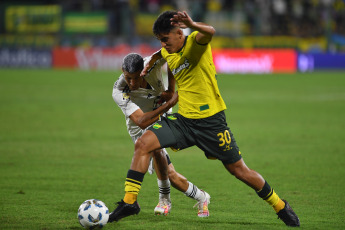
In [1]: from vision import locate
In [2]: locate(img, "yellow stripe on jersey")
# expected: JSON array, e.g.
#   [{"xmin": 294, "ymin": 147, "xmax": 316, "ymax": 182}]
[{"xmin": 161, "ymin": 31, "xmax": 226, "ymax": 119}]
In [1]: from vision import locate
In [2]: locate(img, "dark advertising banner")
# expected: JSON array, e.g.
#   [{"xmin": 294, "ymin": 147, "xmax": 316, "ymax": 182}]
[
  {"xmin": 0, "ymin": 49, "xmax": 52, "ymax": 68},
  {"xmin": 298, "ymin": 53, "xmax": 345, "ymax": 72}
]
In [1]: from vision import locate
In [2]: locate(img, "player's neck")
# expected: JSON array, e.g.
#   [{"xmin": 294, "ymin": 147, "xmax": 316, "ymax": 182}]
[
  {"xmin": 140, "ymin": 79, "xmax": 151, "ymax": 89},
  {"xmin": 176, "ymin": 35, "xmax": 187, "ymax": 53}
]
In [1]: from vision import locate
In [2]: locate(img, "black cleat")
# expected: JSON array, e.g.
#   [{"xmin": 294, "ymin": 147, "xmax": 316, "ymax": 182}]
[
  {"xmin": 108, "ymin": 200, "xmax": 140, "ymax": 223},
  {"xmin": 277, "ymin": 200, "xmax": 300, "ymax": 227}
]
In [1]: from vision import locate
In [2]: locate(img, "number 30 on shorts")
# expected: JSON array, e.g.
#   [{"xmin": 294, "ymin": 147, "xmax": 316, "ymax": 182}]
[{"xmin": 217, "ymin": 130, "xmax": 231, "ymax": 146}]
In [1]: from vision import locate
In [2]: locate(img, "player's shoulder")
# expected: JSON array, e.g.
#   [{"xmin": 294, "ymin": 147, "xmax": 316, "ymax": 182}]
[
  {"xmin": 113, "ymin": 74, "xmax": 127, "ymax": 90},
  {"xmin": 186, "ymin": 31, "xmax": 199, "ymax": 42},
  {"xmin": 190, "ymin": 31, "xmax": 199, "ymax": 38}
]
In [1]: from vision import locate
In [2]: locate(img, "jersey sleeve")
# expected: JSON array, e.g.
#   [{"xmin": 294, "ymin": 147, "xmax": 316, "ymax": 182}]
[
  {"xmin": 112, "ymin": 75, "xmax": 140, "ymax": 118},
  {"xmin": 143, "ymin": 56, "xmax": 166, "ymax": 92},
  {"xmin": 143, "ymin": 56, "xmax": 166, "ymax": 72}
]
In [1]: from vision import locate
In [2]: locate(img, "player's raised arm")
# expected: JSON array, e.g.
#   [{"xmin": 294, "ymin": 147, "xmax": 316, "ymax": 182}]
[
  {"xmin": 170, "ymin": 11, "xmax": 215, "ymax": 45},
  {"xmin": 140, "ymin": 49, "xmax": 163, "ymax": 77}
]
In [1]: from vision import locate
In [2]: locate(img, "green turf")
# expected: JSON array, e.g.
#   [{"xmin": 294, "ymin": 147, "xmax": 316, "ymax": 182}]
[{"xmin": 0, "ymin": 69, "xmax": 344, "ymax": 229}]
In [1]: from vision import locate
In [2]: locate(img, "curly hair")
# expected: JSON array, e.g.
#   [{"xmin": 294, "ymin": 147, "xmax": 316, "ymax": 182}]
[
  {"xmin": 122, "ymin": 53, "xmax": 143, "ymax": 73},
  {"xmin": 153, "ymin": 10, "xmax": 178, "ymax": 36}
]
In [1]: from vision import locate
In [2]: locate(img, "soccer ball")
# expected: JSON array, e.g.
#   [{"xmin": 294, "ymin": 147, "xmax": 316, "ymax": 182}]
[{"xmin": 77, "ymin": 199, "xmax": 109, "ymax": 229}]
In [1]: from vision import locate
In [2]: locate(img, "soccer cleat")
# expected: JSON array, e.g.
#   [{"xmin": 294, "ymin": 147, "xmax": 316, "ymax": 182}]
[
  {"xmin": 108, "ymin": 200, "xmax": 140, "ymax": 223},
  {"xmin": 193, "ymin": 190, "xmax": 210, "ymax": 217},
  {"xmin": 277, "ymin": 199, "xmax": 300, "ymax": 227},
  {"xmin": 154, "ymin": 198, "xmax": 171, "ymax": 216}
]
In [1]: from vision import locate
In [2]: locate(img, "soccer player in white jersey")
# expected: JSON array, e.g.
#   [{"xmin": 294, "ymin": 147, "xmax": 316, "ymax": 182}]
[{"xmin": 112, "ymin": 53, "xmax": 210, "ymax": 217}]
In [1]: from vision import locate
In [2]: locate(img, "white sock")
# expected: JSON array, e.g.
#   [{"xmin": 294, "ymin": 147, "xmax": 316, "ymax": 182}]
[
  {"xmin": 157, "ymin": 179, "xmax": 171, "ymax": 201},
  {"xmin": 184, "ymin": 181, "xmax": 204, "ymax": 201}
]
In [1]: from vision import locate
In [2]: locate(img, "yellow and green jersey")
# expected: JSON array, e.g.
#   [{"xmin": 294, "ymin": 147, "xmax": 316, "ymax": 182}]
[{"xmin": 161, "ymin": 31, "xmax": 226, "ymax": 119}]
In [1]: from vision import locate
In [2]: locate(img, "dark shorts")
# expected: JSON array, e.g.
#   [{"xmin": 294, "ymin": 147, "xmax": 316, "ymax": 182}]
[{"xmin": 148, "ymin": 111, "xmax": 242, "ymax": 164}]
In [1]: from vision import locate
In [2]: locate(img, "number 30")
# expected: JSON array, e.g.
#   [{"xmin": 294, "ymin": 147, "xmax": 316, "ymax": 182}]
[{"xmin": 217, "ymin": 130, "xmax": 231, "ymax": 146}]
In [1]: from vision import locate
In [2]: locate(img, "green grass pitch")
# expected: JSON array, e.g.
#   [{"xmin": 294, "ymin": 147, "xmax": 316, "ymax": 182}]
[{"xmin": 0, "ymin": 69, "xmax": 344, "ymax": 229}]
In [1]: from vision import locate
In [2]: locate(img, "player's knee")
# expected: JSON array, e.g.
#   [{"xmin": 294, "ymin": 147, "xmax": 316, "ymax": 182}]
[
  {"xmin": 227, "ymin": 164, "xmax": 248, "ymax": 180},
  {"xmin": 134, "ymin": 137, "xmax": 149, "ymax": 155},
  {"xmin": 231, "ymin": 168, "xmax": 246, "ymax": 180}
]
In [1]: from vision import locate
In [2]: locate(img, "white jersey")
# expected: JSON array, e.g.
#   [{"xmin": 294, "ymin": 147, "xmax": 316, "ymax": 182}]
[{"xmin": 112, "ymin": 57, "xmax": 167, "ymax": 138}]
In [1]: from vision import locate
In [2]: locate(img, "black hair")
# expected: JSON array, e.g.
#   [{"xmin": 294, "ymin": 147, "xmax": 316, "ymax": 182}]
[
  {"xmin": 153, "ymin": 10, "xmax": 178, "ymax": 36},
  {"xmin": 122, "ymin": 53, "xmax": 144, "ymax": 73}
]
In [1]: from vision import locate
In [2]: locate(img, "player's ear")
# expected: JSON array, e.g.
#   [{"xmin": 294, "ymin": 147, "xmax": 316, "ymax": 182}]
[{"xmin": 177, "ymin": 28, "xmax": 183, "ymax": 36}]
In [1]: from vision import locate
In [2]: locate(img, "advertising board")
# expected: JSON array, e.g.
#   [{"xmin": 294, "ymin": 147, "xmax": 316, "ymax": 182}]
[
  {"xmin": 298, "ymin": 53, "xmax": 345, "ymax": 72},
  {"xmin": 0, "ymin": 48, "xmax": 52, "ymax": 68},
  {"xmin": 53, "ymin": 47, "xmax": 297, "ymax": 73},
  {"xmin": 212, "ymin": 49, "xmax": 297, "ymax": 73},
  {"xmin": 63, "ymin": 12, "xmax": 108, "ymax": 34},
  {"xmin": 5, "ymin": 5, "xmax": 61, "ymax": 33},
  {"xmin": 53, "ymin": 45, "xmax": 158, "ymax": 69}
]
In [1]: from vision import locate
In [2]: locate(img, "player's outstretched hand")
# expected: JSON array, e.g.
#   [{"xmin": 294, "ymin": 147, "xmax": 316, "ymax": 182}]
[{"xmin": 170, "ymin": 11, "xmax": 194, "ymax": 29}]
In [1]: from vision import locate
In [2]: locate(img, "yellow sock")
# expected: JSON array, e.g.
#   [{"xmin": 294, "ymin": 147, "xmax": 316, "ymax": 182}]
[
  {"xmin": 123, "ymin": 170, "xmax": 144, "ymax": 204},
  {"xmin": 256, "ymin": 181, "xmax": 285, "ymax": 213},
  {"xmin": 265, "ymin": 190, "xmax": 286, "ymax": 213},
  {"xmin": 124, "ymin": 193, "xmax": 137, "ymax": 204},
  {"xmin": 273, "ymin": 198, "xmax": 286, "ymax": 213}
]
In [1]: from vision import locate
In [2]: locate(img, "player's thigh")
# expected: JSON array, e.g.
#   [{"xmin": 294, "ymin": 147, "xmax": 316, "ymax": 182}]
[
  {"xmin": 148, "ymin": 115, "xmax": 195, "ymax": 150},
  {"xmin": 194, "ymin": 113, "xmax": 242, "ymax": 164}
]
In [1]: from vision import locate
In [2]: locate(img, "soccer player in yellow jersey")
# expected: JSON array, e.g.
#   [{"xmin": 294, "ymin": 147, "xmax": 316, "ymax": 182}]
[{"xmin": 108, "ymin": 10, "xmax": 300, "ymax": 227}]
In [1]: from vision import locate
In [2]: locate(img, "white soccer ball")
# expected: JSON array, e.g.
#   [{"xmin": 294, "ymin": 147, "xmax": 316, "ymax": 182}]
[{"xmin": 77, "ymin": 199, "xmax": 109, "ymax": 229}]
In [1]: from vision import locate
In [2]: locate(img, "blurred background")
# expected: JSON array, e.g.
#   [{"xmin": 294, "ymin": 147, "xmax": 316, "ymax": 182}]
[{"xmin": 0, "ymin": 0, "xmax": 344, "ymax": 72}]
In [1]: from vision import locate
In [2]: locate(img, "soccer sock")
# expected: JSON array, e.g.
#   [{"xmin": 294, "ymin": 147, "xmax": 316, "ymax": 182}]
[
  {"xmin": 157, "ymin": 179, "xmax": 171, "ymax": 201},
  {"xmin": 124, "ymin": 169, "xmax": 144, "ymax": 204},
  {"xmin": 256, "ymin": 181, "xmax": 285, "ymax": 213},
  {"xmin": 184, "ymin": 181, "xmax": 204, "ymax": 201}
]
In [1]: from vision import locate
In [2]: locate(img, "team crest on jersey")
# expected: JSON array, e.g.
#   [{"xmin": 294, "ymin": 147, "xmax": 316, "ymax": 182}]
[
  {"xmin": 172, "ymin": 58, "xmax": 190, "ymax": 75},
  {"xmin": 122, "ymin": 93, "xmax": 130, "ymax": 100},
  {"xmin": 167, "ymin": 115, "xmax": 177, "ymax": 120},
  {"xmin": 153, "ymin": 123, "xmax": 162, "ymax": 129}
]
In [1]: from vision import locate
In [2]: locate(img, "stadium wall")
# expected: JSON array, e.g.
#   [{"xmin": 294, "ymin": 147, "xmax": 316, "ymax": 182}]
[{"xmin": 1, "ymin": 47, "xmax": 345, "ymax": 73}]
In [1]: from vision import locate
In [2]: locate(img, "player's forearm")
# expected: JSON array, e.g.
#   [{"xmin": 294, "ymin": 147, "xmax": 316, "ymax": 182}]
[
  {"xmin": 141, "ymin": 49, "xmax": 163, "ymax": 77},
  {"xmin": 137, "ymin": 100, "xmax": 175, "ymax": 129},
  {"xmin": 146, "ymin": 49, "xmax": 162, "ymax": 69},
  {"xmin": 190, "ymin": 22, "xmax": 215, "ymax": 36},
  {"xmin": 160, "ymin": 72, "xmax": 175, "ymax": 102},
  {"xmin": 160, "ymin": 90, "xmax": 174, "ymax": 102},
  {"xmin": 151, "ymin": 49, "xmax": 162, "ymax": 60}
]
